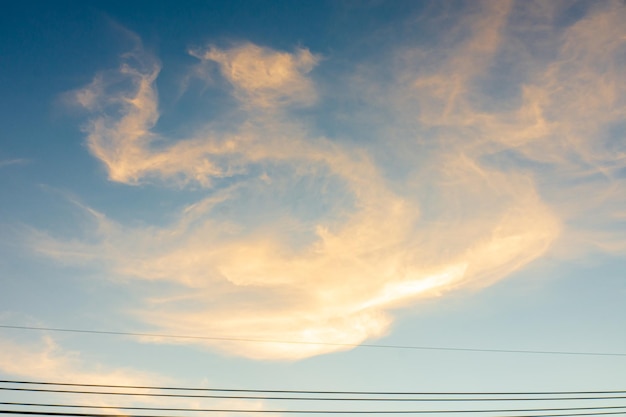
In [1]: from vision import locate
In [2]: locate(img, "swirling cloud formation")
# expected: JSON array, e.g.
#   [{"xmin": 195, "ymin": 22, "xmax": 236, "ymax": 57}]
[{"xmin": 34, "ymin": 0, "xmax": 626, "ymax": 359}]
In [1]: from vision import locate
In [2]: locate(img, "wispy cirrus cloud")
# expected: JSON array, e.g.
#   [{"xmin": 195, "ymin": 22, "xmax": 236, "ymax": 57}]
[
  {"xmin": 0, "ymin": 158, "xmax": 29, "ymax": 168},
  {"xmin": 0, "ymin": 332, "xmax": 276, "ymax": 415},
  {"xmin": 0, "ymin": 336, "xmax": 159, "ymax": 384},
  {"xmin": 190, "ymin": 43, "xmax": 319, "ymax": 109},
  {"xmin": 29, "ymin": 0, "xmax": 625, "ymax": 360}
]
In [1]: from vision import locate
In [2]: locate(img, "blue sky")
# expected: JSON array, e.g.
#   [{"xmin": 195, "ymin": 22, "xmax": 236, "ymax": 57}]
[{"xmin": 1, "ymin": 0, "xmax": 625, "ymax": 412}]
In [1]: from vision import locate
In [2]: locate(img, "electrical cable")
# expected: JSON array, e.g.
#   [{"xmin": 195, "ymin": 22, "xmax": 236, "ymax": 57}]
[
  {"xmin": 2, "ymin": 387, "xmax": 626, "ymax": 402},
  {"xmin": 1, "ymin": 325, "xmax": 625, "ymax": 357},
  {"xmin": 0, "ymin": 408, "xmax": 626, "ymax": 416},
  {"xmin": 1, "ymin": 404, "xmax": 626, "ymax": 414},
  {"xmin": 1, "ymin": 380, "xmax": 625, "ymax": 398}
]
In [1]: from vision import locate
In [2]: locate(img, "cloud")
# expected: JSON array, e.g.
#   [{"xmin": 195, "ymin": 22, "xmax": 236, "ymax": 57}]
[
  {"xmin": 0, "ymin": 336, "xmax": 157, "ymax": 385},
  {"xmin": 0, "ymin": 158, "xmax": 29, "ymax": 168},
  {"xmin": 34, "ymin": 1, "xmax": 626, "ymax": 360},
  {"xmin": 31, "ymin": 122, "xmax": 559, "ymax": 361},
  {"xmin": 75, "ymin": 43, "xmax": 321, "ymax": 187},
  {"xmin": 374, "ymin": 0, "xmax": 626, "ymax": 255},
  {"xmin": 191, "ymin": 43, "xmax": 319, "ymax": 108},
  {"xmin": 409, "ymin": 0, "xmax": 514, "ymax": 125},
  {"xmin": 479, "ymin": 0, "xmax": 626, "ymax": 256},
  {"xmin": 0, "ymin": 334, "xmax": 277, "ymax": 416},
  {"xmin": 31, "ymin": 177, "xmax": 558, "ymax": 361}
]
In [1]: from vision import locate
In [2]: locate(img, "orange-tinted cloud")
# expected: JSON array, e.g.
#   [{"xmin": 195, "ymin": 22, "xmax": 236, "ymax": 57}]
[{"xmin": 31, "ymin": 0, "xmax": 626, "ymax": 360}]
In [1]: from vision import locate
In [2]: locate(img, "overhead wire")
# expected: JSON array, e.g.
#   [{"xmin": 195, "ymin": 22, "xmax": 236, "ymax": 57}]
[
  {"xmin": 1, "ymin": 380, "xmax": 625, "ymax": 400},
  {"xmin": 2, "ymin": 386, "xmax": 626, "ymax": 402},
  {"xmin": 2, "ymin": 381, "xmax": 626, "ymax": 416},
  {"xmin": 0, "ymin": 402, "xmax": 625, "ymax": 414},
  {"xmin": 0, "ymin": 408, "xmax": 626, "ymax": 416},
  {"xmin": 1, "ymin": 324, "xmax": 625, "ymax": 357},
  {"xmin": 2, "ymin": 380, "xmax": 626, "ymax": 399}
]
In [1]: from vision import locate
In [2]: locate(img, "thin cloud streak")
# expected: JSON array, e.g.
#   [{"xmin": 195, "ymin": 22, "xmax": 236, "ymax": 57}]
[
  {"xmin": 0, "ymin": 158, "xmax": 29, "ymax": 168},
  {"xmin": 29, "ymin": 0, "xmax": 625, "ymax": 360},
  {"xmin": 0, "ymin": 337, "xmax": 158, "ymax": 385},
  {"xmin": 0, "ymin": 335, "xmax": 276, "ymax": 416}
]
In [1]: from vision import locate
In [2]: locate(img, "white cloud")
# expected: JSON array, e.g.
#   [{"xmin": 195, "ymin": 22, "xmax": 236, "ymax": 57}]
[
  {"xmin": 0, "ymin": 158, "xmax": 28, "ymax": 168},
  {"xmin": 30, "ymin": 143, "xmax": 559, "ymax": 360},
  {"xmin": 0, "ymin": 334, "xmax": 278, "ymax": 415},
  {"xmin": 191, "ymin": 43, "xmax": 319, "ymax": 108},
  {"xmin": 34, "ymin": 1, "xmax": 626, "ymax": 360},
  {"xmin": 0, "ymin": 335, "xmax": 162, "ymax": 385}
]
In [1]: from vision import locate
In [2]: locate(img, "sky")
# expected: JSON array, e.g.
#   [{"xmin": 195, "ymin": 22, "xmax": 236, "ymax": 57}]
[{"xmin": 0, "ymin": 0, "xmax": 625, "ymax": 414}]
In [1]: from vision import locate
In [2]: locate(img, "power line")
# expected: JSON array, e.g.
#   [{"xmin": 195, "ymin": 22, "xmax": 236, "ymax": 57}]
[
  {"xmin": 2, "ymin": 387, "xmax": 626, "ymax": 402},
  {"xmin": 1, "ymin": 404, "xmax": 626, "ymax": 415},
  {"xmin": 1, "ymin": 325, "xmax": 625, "ymax": 357},
  {"xmin": 0, "ymin": 409, "xmax": 626, "ymax": 417},
  {"xmin": 2, "ymin": 380, "xmax": 625, "ymax": 397},
  {"xmin": 3, "ymin": 383, "xmax": 626, "ymax": 416},
  {"xmin": 3, "ymin": 380, "xmax": 626, "ymax": 397}
]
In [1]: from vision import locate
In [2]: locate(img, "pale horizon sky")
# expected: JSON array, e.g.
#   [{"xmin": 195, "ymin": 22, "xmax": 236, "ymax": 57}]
[{"xmin": 0, "ymin": 1, "xmax": 625, "ymax": 414}]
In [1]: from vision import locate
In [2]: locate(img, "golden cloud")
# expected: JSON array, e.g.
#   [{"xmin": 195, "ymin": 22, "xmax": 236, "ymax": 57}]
[{"xmin": 32, "ymin": 0, "xmax": 626, "ymax": 360}]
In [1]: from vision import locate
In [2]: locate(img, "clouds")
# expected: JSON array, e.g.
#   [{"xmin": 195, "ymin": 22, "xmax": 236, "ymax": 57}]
[
  {"xmin": 388, "ymin": 0, "xmax": 626, "ymax": 253},
  {"xmin": 30, "ymin": 1, "xmax": 626, "ymax": 360},
  {"xmin": 0, "ymin": 334, "xmax": 276, "ymax": 415},
  {"xmin": 191, "ymin": 43, "xmax": 319, "ymax": 108},
  {"xmin": 75, "ymin": 43, "xmax": 321, "ymax": 187},
  {"xmin": 0, "ymin": 158, "xmax": 28, "ymax": 168},
  {"xmin": 0, "ymin": 335, "xmax": 161, "ymax": 385}
]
